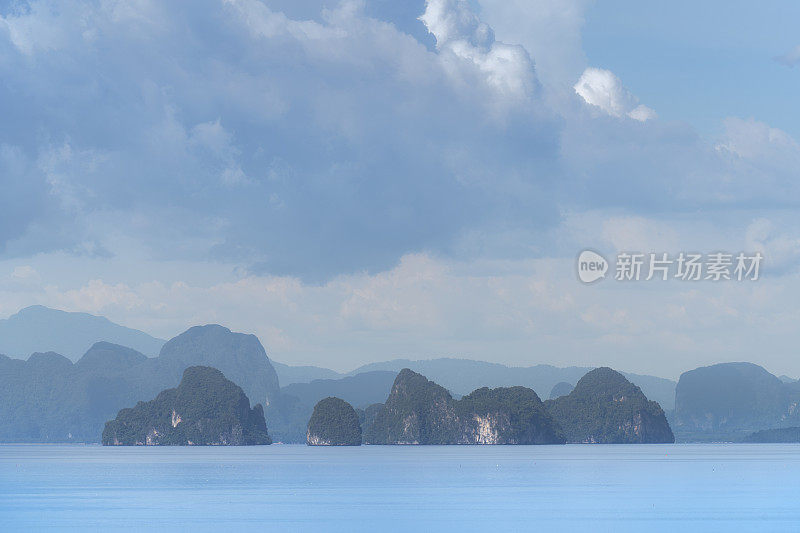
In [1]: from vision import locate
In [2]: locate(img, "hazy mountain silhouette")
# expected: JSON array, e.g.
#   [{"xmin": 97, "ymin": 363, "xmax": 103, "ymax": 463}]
[
  {"xmin": 0, "ymin": 306, "xmax": 164, "ymax": 361},
  {"xmin": 0, "ymin": 325, "xmax": 280, "ymax": 443},
  {"xmin": 673, "ymin": 362, "xmax": 800, "ymax": 441},
  {"xmin": 272, "ymin": 361, "xmax": 343, "ymax": 385}
]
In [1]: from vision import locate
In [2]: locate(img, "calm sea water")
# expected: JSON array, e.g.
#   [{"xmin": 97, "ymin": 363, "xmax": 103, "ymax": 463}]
[{"xmin": 2, "ymin": 444, "xmax": 799, "ymax": 531}]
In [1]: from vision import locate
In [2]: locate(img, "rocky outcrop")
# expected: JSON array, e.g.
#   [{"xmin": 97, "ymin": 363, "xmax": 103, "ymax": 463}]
[
  {"xmin": 545, "ymin": 367, "xmax": 674, "ymax": 444},
  {"xmin": 365, "ymin": 369, "xmax": 565, "ymax": 445},
  {"xmin": 306, "ymin": 397, "xmax": 362, "ymax": 446},
  {"xmin": 457, "ymin": 386, "xmax": 565, "ymax": 445},
  {"xmin": 102, "ymin": 366, "xmax": 271, "ymax": 446},
  {"xmin": 365, "ymin": 369, "xmax": 462, "ymax": 444}
]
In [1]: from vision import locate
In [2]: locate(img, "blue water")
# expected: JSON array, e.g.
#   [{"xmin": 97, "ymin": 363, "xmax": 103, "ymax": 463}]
[{"xmin": 2, "ymin": 444, "xmax": 799, "ymax": 531}]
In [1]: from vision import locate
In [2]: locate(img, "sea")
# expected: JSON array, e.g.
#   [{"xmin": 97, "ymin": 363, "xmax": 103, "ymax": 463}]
[{"xmin": 2, "ymin": 443, "xmax": 799, "ymax": 531}]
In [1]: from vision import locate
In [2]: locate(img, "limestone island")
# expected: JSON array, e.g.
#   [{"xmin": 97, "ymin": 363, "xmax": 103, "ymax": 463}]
[
  {"xmin": 102, "ymin": 366, "xmax": 271, "ymax": 445},
  {"xmin": 306, "ymin": 397, "xmax": 362, "ymax": 446},
  {"xmin": 545, "ymin": 367, "xmax": 674, "ymax": 443},
  {"xmin": 365, "ymin": 369, "xmax": 565, "ymax": 445}
]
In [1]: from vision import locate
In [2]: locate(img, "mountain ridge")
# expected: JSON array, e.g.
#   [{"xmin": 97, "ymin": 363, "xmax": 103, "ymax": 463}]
[
  {"xmin": 0, "ymin": 305, "xmax": 165, "ymax": 361},
  {"xmin": 0, "ymin": 325, "xmax": 280, "ymax": 443}
]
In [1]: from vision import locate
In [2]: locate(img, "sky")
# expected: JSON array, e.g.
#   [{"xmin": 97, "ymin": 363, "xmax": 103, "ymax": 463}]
[{"xmin": 0, "ymin": 0, "xmax": 799, "ymax": 378}]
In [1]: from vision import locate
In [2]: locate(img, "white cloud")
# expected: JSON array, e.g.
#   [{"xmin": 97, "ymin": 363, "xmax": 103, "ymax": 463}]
[
  {"xmin": 627, "ymin": 104, "xmax": 657, "ymax": 122},
  {"xmin": 420, "ymin": 0, "xmax": 538, "ymax": 105},
  {"xmin": 4, "ymin": 245, "xmax": 800, "ymax": 377},
  {"xmin": 477, "ymin": 0, "xmax": 591, "ymax": 91},
  {"xmin": 574, "ymin": 67, "xmax": 656, "ymax": 121},
  {"xmin": 1, "ymin": 0, "xmax": 800, "ymax": 380}
]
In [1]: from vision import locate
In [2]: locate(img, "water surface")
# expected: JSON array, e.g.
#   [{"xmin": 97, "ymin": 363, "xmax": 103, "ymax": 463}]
[{"xmin": 2, "ymin": 444, "xmax": 799, "ymax": 531}]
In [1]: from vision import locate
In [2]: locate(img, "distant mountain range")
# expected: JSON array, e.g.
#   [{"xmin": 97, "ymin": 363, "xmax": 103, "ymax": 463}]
[
  {"xmin": 0, "ymin": 306, "xmax": 676, "ymax": 408},
  {"xmin": 0, "ymin": 306, "xmax": 165, "ymax": 360},
  {"xmin": 271, "ymin": 361, "xmax": 342, "ymax": 384},
  {"xmin": 274, "ymin": 357, "xmax": 678, "ymax": 411},
  {"xmin": 3, "ymin": 305, "xmax": 800, "ymax": 444},
  {"xmin": 0, "ymin": 325, "xmax": 280, "ymax": 443}
]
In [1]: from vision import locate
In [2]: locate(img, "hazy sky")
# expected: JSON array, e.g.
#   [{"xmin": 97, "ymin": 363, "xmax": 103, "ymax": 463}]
[{"xmin": 1, "ymin": 0, "xmax": 799, "ymax": 378}]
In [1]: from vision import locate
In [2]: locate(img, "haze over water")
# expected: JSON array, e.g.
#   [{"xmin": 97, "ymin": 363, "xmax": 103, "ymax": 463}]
[{"xmin": 2, "ymin": 444, "xmax": 799, "ymax": 531}]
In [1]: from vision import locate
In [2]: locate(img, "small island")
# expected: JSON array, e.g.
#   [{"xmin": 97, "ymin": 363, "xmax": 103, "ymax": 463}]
[
  {"xmin": 307, "ymin": 397, "xmax": 362, "ymax": 446},
  {"xmin": 102, "ymin": 366, "xmax": 271, "ymax": 446},
  {"xmin": 545, "ymin": 367, "xmax": 674, "ymax": 444}
]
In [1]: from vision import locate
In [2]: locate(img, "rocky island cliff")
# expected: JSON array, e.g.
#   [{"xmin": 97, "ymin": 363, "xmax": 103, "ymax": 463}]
[
  {"xmin": 545, "ymin": 367, "xmax": 674, "ymax": 444},
  {"xmin": 102, "ymin": 366, "xmax": 271, "ymax": 446},
  {"xmin": 306, "ymin": 397, "xmax": 362, "ymax": 446},
  {"xmin": 365, "ymin": 369, "xmax": 565, "ymax": 445}
]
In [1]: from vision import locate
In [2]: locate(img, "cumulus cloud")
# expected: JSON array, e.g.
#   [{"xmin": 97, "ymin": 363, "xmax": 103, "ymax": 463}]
[
  {"xmin": 3, "ymin": 0, "xmax": 799, "ymax": 286},
  {"xmin": 574, "ymin": 67, "xmax": 656, "ymax": 121},
  {"xmin": 477, "ymin": 0, "xmax": 591, "ymax": 92},
  {"xmin": 0, "ymin": 0, "xmax": 799, "ymax": 368},
  {"xmin": 0, "ymin": 0, "xmax": 562, "ymax": 281},
  {"xmin": 420, "ymin": 0, "xmax": 539, "ymax": 104}
]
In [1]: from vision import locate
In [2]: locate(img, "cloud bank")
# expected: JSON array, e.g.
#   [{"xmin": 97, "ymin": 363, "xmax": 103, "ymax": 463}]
[{"xmin": 1, "ymin": 1, "xmax": 799, "ymax": 375}]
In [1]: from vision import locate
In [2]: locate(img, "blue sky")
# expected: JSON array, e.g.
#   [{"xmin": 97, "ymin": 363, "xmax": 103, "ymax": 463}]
[
  {"xmin": 581, "ymin": 0, "xmax": 800, "ymax": 138},
  {"xmin": 0, "ymin": 0, "xmax": 799, "ymax": 377}
]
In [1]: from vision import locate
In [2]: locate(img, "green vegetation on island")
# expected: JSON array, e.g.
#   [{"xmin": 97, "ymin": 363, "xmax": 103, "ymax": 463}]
[
  {"xmin": 457, "ymin": 386, "xmax": 565, "ymax": 444},
  {"xmin": 102, "ymin": 366, "xmax": 271, "ymax": 446},
  {"xmin": 357, "ymin": 403, "xmax": 384, "ymax": 438},
  {"xmin": 366, "ymin": 369, "xmax": 462, "ymax": 444},
  {"xmin": 365, "ymin": 369, "xmax": 565, "ymax": 445},
  {"xmin": 545, "ymin": 367, "xmax": 674, "ymax": 444},
  {"xmin": 307, "ymin": 397, "xmax": 362, "ymax": 446},
  {"xmin": 345, "ymin": 358, "xmax": 677, "ymax": 411}
]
